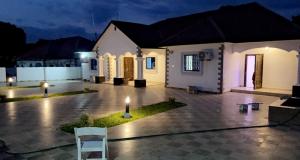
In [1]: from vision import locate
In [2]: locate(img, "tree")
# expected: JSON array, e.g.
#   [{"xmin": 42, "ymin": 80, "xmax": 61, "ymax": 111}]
[
  {"xmin": 0, "ymin": 21, "xmax": 26, "ymax": 67},
  {"xmin": 292, "ymin": 15, "xmax": 300, "ymax": 26}
]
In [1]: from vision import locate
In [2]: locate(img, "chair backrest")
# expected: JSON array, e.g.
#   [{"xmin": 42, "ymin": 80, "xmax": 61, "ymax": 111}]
[{"xmin": 74, "ymin": 127, "xmax": 107, "ymax": 139}]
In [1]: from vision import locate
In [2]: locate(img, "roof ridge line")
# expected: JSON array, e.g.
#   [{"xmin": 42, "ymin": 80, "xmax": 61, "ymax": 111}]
[
  {"xmin": 157, "ymin": 23, "xmax": 201, "ymax": 46},
  {"xmin": 207, "ymin": 16, "xmax": 226, "ymax": 41}
]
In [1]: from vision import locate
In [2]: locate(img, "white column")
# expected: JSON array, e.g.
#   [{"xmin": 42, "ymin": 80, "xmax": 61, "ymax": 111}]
[
  {"xmin": 115, "ymin": 57, "xmax": 121, "ymax": 78},
  {"xmin": 136, "ymin": 57, "xmax": 144, "ymax": 80},
  {"xmin": 297, "ymin": 54, "xmax": 300, "ymax": 85},
  {"xmin": 98, "ymin": 56, "xmax": 104, "ymax": 76}
]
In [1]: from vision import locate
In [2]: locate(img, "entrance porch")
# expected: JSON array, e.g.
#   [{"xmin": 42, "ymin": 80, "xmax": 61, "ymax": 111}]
[
  {"xmin": 223, "ymin": 40, "xmax": 300, "ymax": 93},
  {"xmin": 97, "ymin": 48, "xmax": 166, "ymax": 87},
  {"xmin": 231, "ymin": 87, "xmax": 291, "ymax": 97}
]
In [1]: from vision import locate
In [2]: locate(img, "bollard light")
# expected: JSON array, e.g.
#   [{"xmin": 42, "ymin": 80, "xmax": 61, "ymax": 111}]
[
  {"xmin": 123, "ymin": 96, "xmax": 131, "ymax": 119},
  {"xmin": 43, "ymin": 82, "xmax": 49, "ymax": 98},
  {"xmin": 7, "ymin": 77, "xmax": 13, "ymax": 86}
]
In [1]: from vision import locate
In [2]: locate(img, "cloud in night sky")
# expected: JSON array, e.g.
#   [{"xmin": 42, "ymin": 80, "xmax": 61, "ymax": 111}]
[{"xmin": 0, "ymin": 0, "xmax": 299, "ymax": 42}]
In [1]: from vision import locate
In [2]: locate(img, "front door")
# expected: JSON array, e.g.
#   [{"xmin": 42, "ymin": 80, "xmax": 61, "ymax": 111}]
[
  {"xmin": 124, "ymin": 57, "xmax": 134, "ymax": 81},
  {"xmin": 254, "ymin": 54, "xmax": 263, "ymax": 89},
  {"xmin": 244, "ymin": 54, "xmax": 263, "ymax": 89}
]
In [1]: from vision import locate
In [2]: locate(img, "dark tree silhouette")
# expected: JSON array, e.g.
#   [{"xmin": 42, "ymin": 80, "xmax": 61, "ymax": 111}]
[
  {"xmin": 0, "ymin": 21, "xmax": 26, "ymax": 67},
  {"xmin": 292, "ymin": 15, "xmax": 300, "ymax": 26}
]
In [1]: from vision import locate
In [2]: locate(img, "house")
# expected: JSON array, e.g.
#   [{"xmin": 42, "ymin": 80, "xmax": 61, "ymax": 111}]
[
  {"xmin": 87, "ymin": 2, "xmax": 300, "ymax": 93},
  {"xmin": 17, "ymin": 36, "xmax": 93, "ymax": 68}
]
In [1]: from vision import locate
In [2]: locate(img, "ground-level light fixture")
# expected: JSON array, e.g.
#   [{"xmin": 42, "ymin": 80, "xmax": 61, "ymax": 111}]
[
  {"xmin": 43, "ymin": 82, "xmax": 49, "ymax": 98},
  {"xmin": 7, "ymin": 77, "xmax": 13, "ymax": 86},
  {"xmin": 123, "ymin": 96, "xmax": 132, "ymax": 119}
]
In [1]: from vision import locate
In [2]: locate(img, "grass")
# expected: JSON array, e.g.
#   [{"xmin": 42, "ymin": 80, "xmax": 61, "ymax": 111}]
[
  {"xmin": 0, "ymin": 85, "xmax": 55, "ymax": 90},
  {"xmin": 0, "ymin": 89, "xmax": 98, "ymax": 103},
  {"xmin": 61, "ymin": 100, "xmax": 186, "ymax": 134},
  {"xmin": 0, "ymin": 85, "xmax": 40, "ymax": 90}
]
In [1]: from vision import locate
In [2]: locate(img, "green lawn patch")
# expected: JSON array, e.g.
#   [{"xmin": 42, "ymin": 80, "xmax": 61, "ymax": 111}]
[
  {"xmin": 61, "ymin": 99, "xmax": 186, "ymax": 134},
  {"xmin": 0, "ymin": 85, "xmax": 40, "ymax": 90},
  {"xmin": 0, "ymin": 85, "xmax": 56, "ymax": 90},
  {"xmin": 0, "ymin": 89, "xmax": 97, "ymax": 103}
]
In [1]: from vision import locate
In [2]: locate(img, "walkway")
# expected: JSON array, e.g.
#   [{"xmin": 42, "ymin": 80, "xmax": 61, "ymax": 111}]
[{"xmin": 0, "ymin": 81, "xmax": 294, "ymax": 159}]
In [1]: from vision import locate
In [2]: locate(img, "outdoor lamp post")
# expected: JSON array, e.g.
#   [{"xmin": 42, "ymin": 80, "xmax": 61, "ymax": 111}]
[
  {"xmin": 123, "ymin": 96, "xmax": 132, "ymax": 119},
  {"xmin": 43, "ymin": 82, "xmax": 49, "ymax": 98},
  {"xmin": 7, "ymin": 77, "xmax": 13, "ymax": 86}
]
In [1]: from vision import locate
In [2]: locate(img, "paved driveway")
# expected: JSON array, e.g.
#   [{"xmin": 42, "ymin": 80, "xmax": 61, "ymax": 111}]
[{"xmin": 0, "ymin": 82, "xmax": 280, "ymax": 157}]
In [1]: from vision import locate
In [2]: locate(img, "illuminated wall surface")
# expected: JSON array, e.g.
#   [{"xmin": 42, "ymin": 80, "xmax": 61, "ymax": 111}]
[
  {"xmin": 0, "ymin": 67, "xmax": 6, "ymax": 82},
  {"xmin": 167, "ymin": 43, "xmax": 220, "ymax": 92},
  {"xmin": 17, "ymin": 67, "xmax": 82, "ymax": 81},
  {"xmin": 246, "ymin": 56, "xmax": 255, "ymax": 88},
  {"xmin": 92, "ymin": 22, "xmax": 300, "ymax": 93},
  {"xmin": 223, "ymin": 41, "xmax": 299, "ymax": 92}
]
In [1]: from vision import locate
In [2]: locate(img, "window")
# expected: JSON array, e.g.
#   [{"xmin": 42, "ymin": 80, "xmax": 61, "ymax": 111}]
[
  {"xmin": 183, "ymin": 54, "xmax": 201, "ymax": 71},
  {"xmin": 146, "ymin": 57, "xmax": 155, "ymax": 69},
  {"xmin": 90, "ymin": 59, "xmax": 97, "ymax": 70}
]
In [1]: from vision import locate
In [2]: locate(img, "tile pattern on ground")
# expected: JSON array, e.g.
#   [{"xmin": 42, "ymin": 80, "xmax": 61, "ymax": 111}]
[
  {"xmin": 0, "ymin": 82, "xmax": 278, "ymax": 153},
  {"xmin": 21, "ymin": 126, "xmax": 300, "ymax": 160}
]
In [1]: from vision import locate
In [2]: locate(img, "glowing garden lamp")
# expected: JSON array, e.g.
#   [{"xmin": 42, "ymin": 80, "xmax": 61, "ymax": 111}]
[
  {"xmin": 43, "ymin": 82, "xmax": 49, "ymax": 98},
  {"xmin": 7, "ymin": 77, "xmax": 13, "ymax": 86},
  {"xmin": 123, "ymin": 96, "xmax": 132, "ymax": 119}
]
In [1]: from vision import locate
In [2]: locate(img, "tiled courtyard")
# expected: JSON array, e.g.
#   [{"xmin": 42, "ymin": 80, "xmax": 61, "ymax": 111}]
[{"xmin": 0, "ymin": 81, "xmax": 299, "ymax": 159}]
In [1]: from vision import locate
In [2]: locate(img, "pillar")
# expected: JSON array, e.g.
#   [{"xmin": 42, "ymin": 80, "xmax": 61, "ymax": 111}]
[
  {"xmin": 115, "ymin": 57, "xmax": 120, "ymax": 78},
  {"xmin": 113, "ymin": 56, "xmax": 123, "ymax": 85},
  {"xmin": 297, "ymin": 54, "xmax": 300, "ymax": 85},
  {"xmin": 134, "ymin": 47, "xmax": 146, "ymax": 87},
  {"xmin": 136, "ymin": 57, "xmax": 144, "ymax": 80},
  {"xmin": 97, "ymin": 55, "xmax": 105, "ymax": 83}
]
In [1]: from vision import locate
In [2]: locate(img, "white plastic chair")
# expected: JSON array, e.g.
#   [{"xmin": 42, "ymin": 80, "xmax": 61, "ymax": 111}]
[{"xmin": 74, "ymin": 127, "xmax": 108, "ymax": 160}]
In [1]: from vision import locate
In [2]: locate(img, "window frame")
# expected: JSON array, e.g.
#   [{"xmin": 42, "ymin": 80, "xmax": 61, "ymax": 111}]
[
  {"xmin": 90, "ymin": 59, "xmax": 98, "ymax": 70},
  {"xmin": 146, "ymin": 57, "xmax": 156, "ymax": 70},
  {"xmin": 182, "ymin": 53, "xmax": 201, "ymax": 72}
]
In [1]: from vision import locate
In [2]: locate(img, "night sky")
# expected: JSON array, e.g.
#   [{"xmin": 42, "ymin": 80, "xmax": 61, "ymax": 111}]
[{"xmin": 0, "ymin": 0, "xmax": 300, "ymax": 42}]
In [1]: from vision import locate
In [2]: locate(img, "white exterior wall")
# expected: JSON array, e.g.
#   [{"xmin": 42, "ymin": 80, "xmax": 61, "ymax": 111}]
[
  {"xmin": 0, "ymin": 68, "xmax": 6, "ymax": 82},
  {"xmin": 17, "ymin": 67, "xmax": 44, "ymax": 81},
  {"xmin": 17, "ymin": 59, "xmax": 79, "ymax": 67},
  {"xmin": 239, "ymin": 48, "xmax": 297, "ymax": 90},
  {"xmin": 93, "ymin": 24, "xmax": 166, "ymax": 82},
  {"xmin": 223, "ymin": 43, "xmax": 243, "ymax": 92},
  {"xmin": 166, "ymin": 43, "xmax": 221, "ymax": 92},
  {"xmin": 142, "ymin": 49, "xmax": 166, "ymax": 83},
  {"xmin": 94, "ymin": 24, "xmax": 137, "ymax": 57},
  {"xmin": 45, "ymin": 67, "xmax": 81, "ymax": 80},
  {"xmin": 223, "ymin": 40, "xmax": 300, "ymax": 91},
  {"xmin": 17, "ymin": 67, "xmax": 81, "ymax": 81},
  {"xmin": 93, "ymin": 24, "xmax": 137, "ymax": 81}
]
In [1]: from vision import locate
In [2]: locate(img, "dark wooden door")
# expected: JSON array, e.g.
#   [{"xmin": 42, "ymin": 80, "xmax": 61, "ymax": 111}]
[
  {"xmin": 254, "ymin": 54, "xmax": 263, "ymax": 89},
  {"xmin": 124, "ymin": 57, "xmax": 134, "ymax": 81}
]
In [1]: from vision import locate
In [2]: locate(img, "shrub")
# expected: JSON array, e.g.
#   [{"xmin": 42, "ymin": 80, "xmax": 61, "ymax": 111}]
[
  {"xmin": 60, "ymin": 113, "xmax": 91, "ymax": 133},
  {"xmin": 168, "ymin": 97, "xmax": 176, "ymax": 104},
  {"xmin": 79, "ymin": 114, "xmax": 90, "ymax": 126},
  {"xmin": 84, "ymin": 88, "xmax": 90, "ymax": 92},
  {"xmin": 0, "ymin": 95, "xmax": 6, "ymax": 102}
]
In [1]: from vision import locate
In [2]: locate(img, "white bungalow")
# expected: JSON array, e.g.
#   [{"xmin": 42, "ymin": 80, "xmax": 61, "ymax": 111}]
[{"xmin": 86, "ymin": 2, "xmax": 300, "ymax": 93}]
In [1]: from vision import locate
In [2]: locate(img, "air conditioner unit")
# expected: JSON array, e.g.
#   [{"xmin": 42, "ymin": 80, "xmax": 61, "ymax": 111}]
[
  {"xmin": 203, "ymin": 49, "xmax": 214, "ymax": 61},
  {"xmin": 198, "ymin": 51, "xmax": 205, "ymax": 61}
]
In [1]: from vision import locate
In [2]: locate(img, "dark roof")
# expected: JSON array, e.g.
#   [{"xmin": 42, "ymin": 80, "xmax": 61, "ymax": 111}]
[
  {"xmin": 18, "ymin": 36, "xmax": 93, "ymax": 60},
  {"xmin": 111, "ymin": 21, "xmax": 161, "ymax": 48},
  {"xmin": 104, "ymin": 2, "xmax": 300, "ymax": 47}
]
